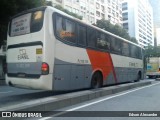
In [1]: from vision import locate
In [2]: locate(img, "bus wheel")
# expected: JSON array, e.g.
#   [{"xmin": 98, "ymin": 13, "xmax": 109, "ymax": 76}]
[{"xmin": 91, "ymin": 72, "xmax": 103, "ymax": 89}]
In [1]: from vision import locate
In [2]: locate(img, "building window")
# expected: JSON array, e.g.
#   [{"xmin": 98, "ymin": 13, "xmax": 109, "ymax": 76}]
[
  {"xmin": 101, "ymin": 0, "xmax": 104, "ymax": 3},
  {"xmin": 101, "ymin": 5, "xmax": 105, "ymax": 12},
  {"xmin": 96, "ymin": 3, "xmax": 100, "ymax": 9},
  {"xmin": 96, "ymin": 11, "xmax": 100, "ymax": 17},
  {"xmin": 122, "ymin": 2, "xmax": 128, "ymax": 11},
  {"xmin": 123, "ymin": 23, "xmax": 128, "ymax": 30},
  {"xmin": 101, "ymin": 13, "xmax": 105, "ymax": 19},
  {"xmin": 122, "ymin": 12, "xmax": 128, "ymax": 20},
  {"xmin": 116, "ymin": 12, "xmax": 119, "ymax": 18},
  {"xmin": 112, "ymin": 11, "xmax": 115, "ymax": 17},
  {"xmin": 122, "ymin": 2, "xmax": 127, "ymax": 6},
  {"xmin": 116, "ymin": 5, "xmax": 118, "ymax": 10},
  {"xmin": 122, "ymin": 7, "xmax": 128, "ymax": 11}
]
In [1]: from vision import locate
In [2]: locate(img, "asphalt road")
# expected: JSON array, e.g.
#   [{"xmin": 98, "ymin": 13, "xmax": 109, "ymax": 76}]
[
  {"xmin": 0, "ymin": 79, "xmax": 153, "ymax": 109},
  {"xmin": 0, "ymin": 85, "xmax": 68, "ymax": 108},
  {"xmin": 38, "ymin": 79, "xmax": 160, "ymax": 120}
]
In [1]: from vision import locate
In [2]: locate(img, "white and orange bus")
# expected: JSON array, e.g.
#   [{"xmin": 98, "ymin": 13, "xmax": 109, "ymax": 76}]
[{"xmin": 6, "ymin": 6, "xmax": 144, "ymax": 90}]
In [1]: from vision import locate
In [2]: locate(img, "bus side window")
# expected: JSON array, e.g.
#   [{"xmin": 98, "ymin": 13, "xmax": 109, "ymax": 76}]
[
  {"xmin": 55, "ymin": 15, "xmax": 76, "ymax": 44},
  {"xmin": 137, "ymin": 47, "xmax": 142, "ymax": 59},
  {"xmin": 97, "ymin": 32, "xmax": 110, "ymax": 50},
  {"xmin": 64, "ymin": 19, "xmax": 76, "ymax": 43},
  {"xmin": 55, "ymin": 15, "xmax": 63, "ymax": 38},
  {"xmin": 131, "ymin": 45, "xmax": 139, "ymax": 58},
  {"xmin": 111, "ymin": 37, "xmax": 122, "ymax": 54},
  {"xmin": 77, "ymin": 25, "xmax": 86, "ymax": 46},
  {"xmin": 87, "ymin": 28, "xmax": 96, "ymax": 48},
  {"xmin": 122, "ymin": 42, "xmax": 129, "ymax": 56}
]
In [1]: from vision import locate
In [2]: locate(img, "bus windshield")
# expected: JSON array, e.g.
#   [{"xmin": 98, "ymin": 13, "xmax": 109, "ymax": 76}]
[{"xmin": 9, "ymin": 10, "xmax": 44, "ymax": 37}]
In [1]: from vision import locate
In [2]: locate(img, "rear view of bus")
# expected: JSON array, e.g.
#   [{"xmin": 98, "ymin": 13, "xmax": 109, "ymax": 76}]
[{"xmin": 6, "ymin": 7, "xmax": 52, "ymax": 90}]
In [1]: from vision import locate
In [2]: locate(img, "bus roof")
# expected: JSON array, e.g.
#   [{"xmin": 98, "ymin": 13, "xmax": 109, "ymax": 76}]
[
  {"xmin": 10, "ymin": 6, "xmax": 47, "ymax": 20},
  {"xmin": 10, "ymin": 6, "xmax": 142, "ymax": 48},
  {"xmin": 47, "ymin": 6, "xmax": 142, "ymax": 48}
]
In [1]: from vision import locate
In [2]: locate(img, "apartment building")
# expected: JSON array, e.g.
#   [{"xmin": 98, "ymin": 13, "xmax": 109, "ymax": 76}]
[
  {"xmin": 105, "ymin": 0, "xmax": 122, "ymax": 25},
  {"xmin": 52, "ymin": 0, "xmax": 122, "ymax": 25},
  {"xmin": 149, "ymin": 0, "xmax": 160, "ymax": 46},
  {"xmin": 121, "ymin": 0, "xmax": 154, "ymax": 47}
]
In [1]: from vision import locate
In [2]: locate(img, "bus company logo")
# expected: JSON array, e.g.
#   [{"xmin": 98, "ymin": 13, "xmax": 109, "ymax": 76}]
[
  {"xmin": 18, "ymin": 49, "xmax": 29, "ymax": 60},
  {"xmin": 2, "ymin": 112, "xmax": 11, "ymax": 117}
]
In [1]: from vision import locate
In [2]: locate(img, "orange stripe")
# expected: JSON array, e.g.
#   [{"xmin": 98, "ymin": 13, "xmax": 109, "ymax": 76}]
[
  {"xmin": 108, "ymin": 53, "xmax": 118, "ymax": 82},
  {"xmin": 87, "ymin": 49, "xmax": 117, "ymax": 83}
]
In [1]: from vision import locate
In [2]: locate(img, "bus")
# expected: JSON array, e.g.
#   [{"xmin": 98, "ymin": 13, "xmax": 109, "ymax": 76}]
[{"xmin": 6, "ymin": 6, "xmax": 144, "ymax": 90}]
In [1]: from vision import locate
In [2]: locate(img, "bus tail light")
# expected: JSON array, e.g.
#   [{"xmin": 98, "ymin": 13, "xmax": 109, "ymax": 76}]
[{"xmin": 41, "ymin": 62, "xmax": 49, "ymax": 75}]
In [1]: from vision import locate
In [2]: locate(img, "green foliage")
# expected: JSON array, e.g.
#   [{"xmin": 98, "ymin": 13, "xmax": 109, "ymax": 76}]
[
  {"xmin": 145, "ymin": 45, "xmax": 160, "ymax": 57},
  {"xmin": 0, "ymin": 24, "xmax": 7, "ymax": 45},
  {"xmin": 0, "ymin": 0, "xmax": 45, "ymax": 23},
  {"xmin": 54, "ymin": 5, "xmax": 82, "ymax": 20},
  {"xmin": 143, "ymin": 45, "xmax": 160, "ymax": 70},
  {"xmin": 130, "ymin": 37, "xmax": 138, "ymax": 44},
  {"xmin": 45, "ymin": 1, "xmax": 53, "ymax": 6},
  {"xmin": 96, "ymin": 19, "xmax": 138, "ymax": 44},
  {"xmin": 96, "ymin": 19, "xmax": 113, "ymax": 33},
  {"xmin": 0, "ymin": 0, "xmax": 45, "ymax": 45}
]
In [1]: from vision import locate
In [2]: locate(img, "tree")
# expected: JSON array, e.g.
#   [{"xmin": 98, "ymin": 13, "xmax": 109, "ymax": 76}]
[
  {"xmin": 0, "ymin": 0, "xmax": 46, "ymax": 45},
  {"xmin": 130, "ymin": 37, "xmax": 138, "ymax": 44},
  {"xmin": 96, "ymin": 19, "xmax": 138, "ymax": 43},
  {"xmin": 145, "ymin": 45, "xmax": 160, "ymax": 58},
  {"xmin": 112, "ymin": 24, "xmax": 130, "ymax": 40},
  {"xmin": 96, "ymin": 19, "xmax": 114, "ymax": 33},
  {"xmin": 140, "ymin": 45, "xmax": 159, "ymax": 72},
  {"xmin": 0, "ymin": 0, "xmax": 45, "ymax": 23},
  {"xmin": 54, "ymin": 5, "xmax": 82, "ymax": 20},
  {"xmin": 45, "ymin": 1, "xmax": 53, "ymax": 6}
]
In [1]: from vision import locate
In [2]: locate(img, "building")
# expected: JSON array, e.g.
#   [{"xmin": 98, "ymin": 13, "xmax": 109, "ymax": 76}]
[
  {"xmin": 51, "ymin": 0, "xmax": 122, "ymax": 25},
  {"xmin": 149, "ymin": 0, "xmax": 160, "ymax": 46},
  {"xmin": 121, "ymin": 0, "xmax": 154, "ymax": 47},
  {"xmin": 105, "ymin": 0, "xmax": 122, "ymax": 25}
]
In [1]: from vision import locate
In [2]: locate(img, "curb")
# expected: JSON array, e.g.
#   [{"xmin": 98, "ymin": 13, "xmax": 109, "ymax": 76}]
[
  {"xmin": 0, "ymin": 81, "xmax": 151, "ymax": 112},
  {"xmin": 0, "ymin": 80, "xmax": 5, "ymax": 86},
  {"xmin": 156, "ymin": 78, "xmax": 160, "ymax": 81}
]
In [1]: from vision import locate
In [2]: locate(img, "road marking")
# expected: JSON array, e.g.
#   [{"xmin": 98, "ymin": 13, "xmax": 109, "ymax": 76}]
[
  {"xmin": 38, "ymin": 117, "xmax": 51, "ymax": 120},
  {"xmin": 0, "ymin": 91, "xmax": 13, "ymax": 94},
  {"xmin": 39, "ymin": 82, "xmax": 160, "ymax": 120}
]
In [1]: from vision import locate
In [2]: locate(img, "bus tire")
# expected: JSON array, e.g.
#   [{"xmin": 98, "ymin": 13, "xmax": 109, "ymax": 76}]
[
  {"xmin": 91, "ymin": 72, "xmax": 103, "ymax": 89},
  {"xmin": 148, "ymin": 75, "xmax": 152, "ymax": 79},
  {"xmin": 152, "ymin": 75, "xmax": 156, "ymax": 79}
]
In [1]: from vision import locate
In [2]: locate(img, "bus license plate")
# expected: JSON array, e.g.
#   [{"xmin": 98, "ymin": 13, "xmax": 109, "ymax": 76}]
[{"xmin": 18, "ymin": 73, "xmax": 26, "ymax": 77}]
